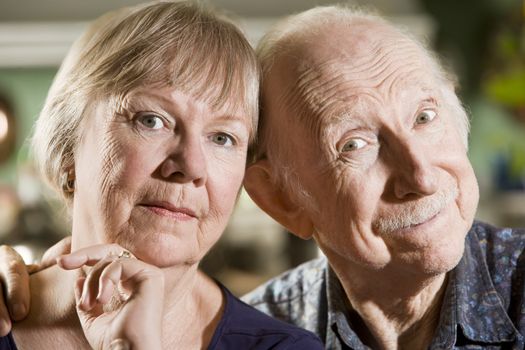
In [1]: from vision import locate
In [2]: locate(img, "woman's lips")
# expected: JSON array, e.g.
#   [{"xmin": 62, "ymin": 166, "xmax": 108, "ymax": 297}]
[{"xmin": 140, "ymin": 201, "xmax": 197, "ymax": 221}]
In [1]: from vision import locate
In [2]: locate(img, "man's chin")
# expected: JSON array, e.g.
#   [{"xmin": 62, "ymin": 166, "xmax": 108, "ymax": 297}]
[{"xmin": 402, "ymin": 240, "xmax": 466, "ymax": 277}]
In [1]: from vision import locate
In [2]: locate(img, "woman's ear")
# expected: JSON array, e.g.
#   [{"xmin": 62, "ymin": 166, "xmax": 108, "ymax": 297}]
[{"xmin": 244, "ymin": 159, "xmax": 314, "ymax": 240}]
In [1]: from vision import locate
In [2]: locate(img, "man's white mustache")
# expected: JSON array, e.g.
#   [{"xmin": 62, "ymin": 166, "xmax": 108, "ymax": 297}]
[{"xmin": 373, "ymin": 185, "xmax": 459, "ymax": 235}]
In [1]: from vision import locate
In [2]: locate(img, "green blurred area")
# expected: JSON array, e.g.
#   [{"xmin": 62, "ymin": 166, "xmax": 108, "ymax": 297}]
[
  {"xmin": 0, "ymin": 0, "xmax": 524, "ymax": 210},
  {"xmin": 0, "ymin": 68, "xmax": 57, "ymax": 184}
]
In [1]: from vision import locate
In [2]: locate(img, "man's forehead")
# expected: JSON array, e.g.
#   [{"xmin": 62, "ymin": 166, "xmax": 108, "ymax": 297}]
[
  {"xmin": 263, "ymin": 17, "xmax": 443, "ymax": 134},
  {"xmin": 276, "ymin": 41, "xmax": 434, "ymax": 111},
  {"xmin": 291, "ymin": 19, "xmax": 405, "ymax": 66}
]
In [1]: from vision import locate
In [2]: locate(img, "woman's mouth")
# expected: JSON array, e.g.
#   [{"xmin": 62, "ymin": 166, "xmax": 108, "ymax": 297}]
[{"xmin": 139, "ymin": 201, "xmax": 197, "ymax": 221}]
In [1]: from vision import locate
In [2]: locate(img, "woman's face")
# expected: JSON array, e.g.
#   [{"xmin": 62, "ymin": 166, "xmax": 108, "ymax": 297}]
[{"xmin": 72, "ymin": 86, "xmax": 252, "ymax": 267}]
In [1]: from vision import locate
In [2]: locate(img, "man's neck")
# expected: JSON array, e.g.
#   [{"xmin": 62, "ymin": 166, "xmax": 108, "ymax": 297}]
[{"xmin": 329, "ymin": 255, "xmax": 448, "ymax": 350}]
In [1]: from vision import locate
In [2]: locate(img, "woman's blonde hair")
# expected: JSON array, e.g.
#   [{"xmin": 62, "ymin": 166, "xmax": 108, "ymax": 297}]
[{"xmin": 32, "ymin": 1, "xmax": 259, "ymax": 202}]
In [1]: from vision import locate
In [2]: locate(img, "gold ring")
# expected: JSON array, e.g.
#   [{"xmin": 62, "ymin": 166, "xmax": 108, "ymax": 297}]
[{"xmin": 118, "ymin": 250, "xmax": 133, "ymax": 259}]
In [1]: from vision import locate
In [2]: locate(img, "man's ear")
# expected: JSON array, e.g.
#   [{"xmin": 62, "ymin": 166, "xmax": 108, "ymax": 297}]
[{"xmin": 244, "ymin": 159, "xmax": 314, "ymax": 240}]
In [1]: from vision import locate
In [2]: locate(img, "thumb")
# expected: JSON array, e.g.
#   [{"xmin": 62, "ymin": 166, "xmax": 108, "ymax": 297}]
[{"xmin": 41, "ymin": 236, "xmax": 72, "ymax": 269}]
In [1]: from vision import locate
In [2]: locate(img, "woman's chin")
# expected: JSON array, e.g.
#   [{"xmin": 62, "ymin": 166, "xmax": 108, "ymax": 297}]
[{"xmin": 131, "ymin": 246, "xmax": 203, "ymax": 268}]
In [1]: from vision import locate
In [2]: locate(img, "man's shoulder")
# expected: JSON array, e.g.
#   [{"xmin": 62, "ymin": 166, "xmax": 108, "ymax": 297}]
[
  {"xmin": 468, "ymin": 221, "xmax": 525, "ymax": 308},
  {"xmin": 241, "ymin": 257, "xmax": 328, "ymax": 334},
  {"xmin": 242, "ymin": 256, "xmax": 327, "ymax": 308},
  {"xmin": 470, "ymin": 220, "xmax": 525, "ymax": 256}
]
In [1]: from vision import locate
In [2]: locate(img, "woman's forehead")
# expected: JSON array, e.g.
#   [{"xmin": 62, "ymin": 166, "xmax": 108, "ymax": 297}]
[{"xmin": 122, "ymin": 85, "xmax": 250, "ymax": 117}]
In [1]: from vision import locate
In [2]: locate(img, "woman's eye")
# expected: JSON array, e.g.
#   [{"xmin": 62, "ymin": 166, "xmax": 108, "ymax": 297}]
[
  {"xmin": 211, "ymin": 133, "xmax": 234, "ymax": 146},
  {"xmin": 341, "ymin": 138, "xmax": 367, "ymax": 152},
  {"xmin": 415, "ymin": 110, "xmax": 436, "ymax": 125},
  {"xmin": 137, "ymin": 114, "xmax": 164, "ymax": 129}
]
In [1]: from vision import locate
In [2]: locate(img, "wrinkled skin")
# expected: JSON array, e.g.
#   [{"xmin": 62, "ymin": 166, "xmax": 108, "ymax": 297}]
[
  {"xmin": 73, "ymin": 87, "xmax": 251, "ymax": 268},
  {"xmin": 263, "ymin": 21, "xmax": 479, "ymax": 277},
  {"xmin": 247, "ymin": 19, "xmax": 479, "ymax": 348}
]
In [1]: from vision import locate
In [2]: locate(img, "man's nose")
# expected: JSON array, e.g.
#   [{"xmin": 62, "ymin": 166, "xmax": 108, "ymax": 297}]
[
  {"xmin": 391, "ymin": 139, "xmax": 438, "ymax": 199},
  {"xmin": 159, "ymin": 135, "xmax": 207, "ymax": 187}
]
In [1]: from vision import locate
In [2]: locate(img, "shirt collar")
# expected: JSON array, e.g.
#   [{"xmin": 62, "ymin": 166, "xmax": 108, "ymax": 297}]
[
  {"xmin": 325, "ymin": 262, "xmax": 369, "ymax": 349},
  {"xmin": 323, "ymin": 227, "xmax": 520, "ymax": 349},
  {"xmin": 432, "ymin": 227, "xmax": 519, "ymax": 347}
]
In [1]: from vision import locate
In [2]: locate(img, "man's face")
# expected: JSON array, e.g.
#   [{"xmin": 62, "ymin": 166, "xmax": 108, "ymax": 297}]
[{"xmin": 265, "ymin": 23, "xmax": 479, "ymax": 275}]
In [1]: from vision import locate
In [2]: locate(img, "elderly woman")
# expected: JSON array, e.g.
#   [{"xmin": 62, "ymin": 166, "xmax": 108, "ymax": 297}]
[{"xmin": 0, "ymin": 2, "xmax": 322, "ymax": 349}]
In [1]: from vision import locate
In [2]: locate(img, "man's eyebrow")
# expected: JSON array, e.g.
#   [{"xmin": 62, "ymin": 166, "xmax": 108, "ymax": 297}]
[
  {"xmin": 421, "ymin": 96, "xmax": 439, "ymax": 105},
  {"xmin": 324, "ymin": 94, "xmax": 374, "ymax": 124}
]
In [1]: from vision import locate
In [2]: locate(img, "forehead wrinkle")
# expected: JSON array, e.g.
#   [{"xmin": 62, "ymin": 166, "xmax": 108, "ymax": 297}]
[
  {"xmin": 292, "ymin": 39, "xmax": 427, "ymax": 110},
  {"xmin": 280, "ymin": 62, "xmax": 377, "ymax": 148},
  {"xmin": 275, "ymin": 34, "xmax": 438, "ymax": 151},
  {"xmin": 322, "ymin": 94, "xmax": 385, "ymax": 146},
  {"xmin": 289, "ymin": 71, "xmax": 341, "ymax": 148}
]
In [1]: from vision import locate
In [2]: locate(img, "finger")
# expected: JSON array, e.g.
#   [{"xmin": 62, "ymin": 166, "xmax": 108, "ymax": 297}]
[
  {"xmin": 98, "ymin": 258, "xmax": 163, "ymax": 303},
  {"xmin": 0, "ymin": 286, "xmax": 12, "ymax": 337},
  {"xmin": 40, "ymin": 236, "xmax": 72, "ymax": 269},
  {"xmin": 75, "ymin": 276, "xmax": 105, "ymax": 323},
  {"xmin": 74, "ymin": 276, "xmax": 86, "ymax": 304},
  {"xmin": 97, "ymin": 260, "xmax": 123, "ymax": 304},
  {"xmin": 0, "ymin": 245, "xmax": 30, "ymax": 321},
  {"xmin": 79, "ymin": 257, "xmax": 114, "ymax": 311},
  {"xmin": 58, "ymin": 244, "xmax": 130, "ymax": 270},
  {"xmin": 26, "ymin": 264, "xmax": 40, "ymax": 274},
  {"xmin": 114, "ymin": 258, "xmax": 164, "ymax": 297},
  {"xmin": 109, "ymin": 339, "xmax": 131, "ymax": 350}
]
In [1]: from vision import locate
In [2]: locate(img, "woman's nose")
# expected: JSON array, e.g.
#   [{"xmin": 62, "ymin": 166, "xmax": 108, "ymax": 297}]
[{"xmin": 159, "ymin": 137, "xmax": 207, "ymax": 187}]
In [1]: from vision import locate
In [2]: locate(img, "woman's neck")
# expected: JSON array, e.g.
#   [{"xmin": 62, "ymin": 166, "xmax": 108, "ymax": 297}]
[{"xmin": 160, "ymin": 268, "xmax": 224, "ymax": 349}]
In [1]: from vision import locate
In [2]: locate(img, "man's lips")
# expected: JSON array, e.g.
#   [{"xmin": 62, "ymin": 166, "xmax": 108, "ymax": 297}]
[
  {"xmin": 139, "ymin": 201, "xmax": 197, "ymax": 221},
  {"xmin": 403, "ymin": 210, "xmax": 441, "ymax": 230}
]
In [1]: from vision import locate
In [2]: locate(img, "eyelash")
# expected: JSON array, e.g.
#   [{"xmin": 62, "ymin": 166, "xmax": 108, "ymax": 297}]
[
  {"xmin": 133, "ymin": 112, "xmax": 170, "ymax": 131},
  {"xmin": 211, "ymin": 132, "xmax": 237, "ymax": 146}
]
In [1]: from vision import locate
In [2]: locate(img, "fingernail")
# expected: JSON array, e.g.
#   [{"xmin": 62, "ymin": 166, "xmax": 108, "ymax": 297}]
[
  {"xmin": 0, "ymin": 318, "xmax": 11, "ymax": 337},
  {"xmin": 11, "ymin": 303, "xmax": 26, "ymax": 320},
  {"xmin": 110, "ymin": 339, "xmax": 130, "ymax": 350}
]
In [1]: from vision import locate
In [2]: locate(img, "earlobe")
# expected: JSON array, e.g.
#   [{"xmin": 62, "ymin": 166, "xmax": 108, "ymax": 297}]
[{"xmin": 244, "ymin": 159, "xmax": 315, "ymax": 240}]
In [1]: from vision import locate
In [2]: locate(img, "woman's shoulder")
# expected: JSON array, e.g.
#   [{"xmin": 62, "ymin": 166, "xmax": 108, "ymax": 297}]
[{"xmin": 208, "ymin": 284, "xmax": 323, "ymax": 349}]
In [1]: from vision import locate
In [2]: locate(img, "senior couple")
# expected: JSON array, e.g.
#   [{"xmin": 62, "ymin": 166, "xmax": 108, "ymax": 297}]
[{"xmin": 1, "ymin": 1, "xmax": 524, "ymax": 349}]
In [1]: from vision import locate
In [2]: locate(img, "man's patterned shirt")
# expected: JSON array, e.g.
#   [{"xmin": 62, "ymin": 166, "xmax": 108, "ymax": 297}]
[{"xmin": 243, "ymin": 221, "xmax": 525, "ymax": 349}]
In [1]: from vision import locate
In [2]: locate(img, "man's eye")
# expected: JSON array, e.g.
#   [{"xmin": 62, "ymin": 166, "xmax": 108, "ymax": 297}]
[
  {"xmin": 211, "ymin": 133, "xmax": 234, "ymax": 146},
  {"xmin": 415, "ymin": 110, "xmax": 436, "ymax": 125},
  {"xmin": 341, "ymin": 138, "xmax": 367, "ymax": 152},
  {"xmin": 137, "ymin": 114, "xmax": 164, "ymax": 129}
]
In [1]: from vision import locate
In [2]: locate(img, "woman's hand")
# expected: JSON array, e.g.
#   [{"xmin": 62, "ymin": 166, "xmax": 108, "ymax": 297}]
[
  {"xmin": 58, "ymin": 244, "xmax": 164, "ymax": 350},
  {"xmin": 0, "ymin": 245, "xmax": 29, "ymax": 335},
  {"xmin": 0, "ymin": 236, "xmax": 72, "ymax": 335}
]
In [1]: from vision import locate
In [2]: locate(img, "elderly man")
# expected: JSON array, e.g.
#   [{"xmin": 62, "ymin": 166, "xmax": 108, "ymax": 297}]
[
  {"xmin": 1, "ymin": 5, "xmax": 525, "ymax": 349},
  {"xmin": 240, "ymin": 6, "xmax": 525, "ymax": 349}
]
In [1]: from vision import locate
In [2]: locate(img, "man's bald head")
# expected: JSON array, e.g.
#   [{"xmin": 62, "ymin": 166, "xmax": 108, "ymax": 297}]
[{"xmin": 254, "ymin": 6, "xmax": 469, "ymax": 198}]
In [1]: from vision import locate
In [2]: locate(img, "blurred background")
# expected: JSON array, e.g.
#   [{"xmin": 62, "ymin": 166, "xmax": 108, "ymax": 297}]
[{"xmin": 0, "ymin": 0, "xmax": 523, "ymax": 296}]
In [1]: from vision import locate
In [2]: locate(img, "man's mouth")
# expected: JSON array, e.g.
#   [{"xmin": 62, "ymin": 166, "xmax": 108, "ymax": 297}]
[{"xmin": 373, "ymin": 185, "xmax": 459, "ymax": 235}]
